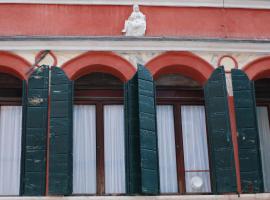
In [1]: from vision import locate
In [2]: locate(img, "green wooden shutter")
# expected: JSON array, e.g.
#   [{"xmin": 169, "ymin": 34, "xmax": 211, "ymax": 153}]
[
  {"xmin": 49, "ymin": 67, "xmax": 73, "ymax": 195},
  {"xmin": 20, "ymin": 80, "xmax": 27, "ymax": 195},
  {"xmin": 124, "ymin": 72, "xmax": 141, "ymax": 194},
  {"xmin": 21, "ymin": 66, "xmax": 49, "ymax": 196},
  {"xmin": 231, "ymin": 69, "xmax": 263, "ymax": 193},
  {"xmin": 204, "ymin": 66, "xmax": 237, "ymax": 194},
  {"xmin": 125, "ymin": 64, "xmax": 159, "ymax": 195},
  {"xmin": 137, "ymin": 64, "xmax": 159, "ymax": 194}
]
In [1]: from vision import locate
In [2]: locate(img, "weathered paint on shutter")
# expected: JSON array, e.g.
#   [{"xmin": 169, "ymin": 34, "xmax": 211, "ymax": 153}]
[
  {"xmin": 124, "ymin": 64, "xmax": 159, "ymax": 195},
  {"xmin": 49, "ymin": 66, "xmax": 73, "ymax": 195},
  {"xmin": 204, "ymin": 66, "xmax": 237, "ymax": 194},
  {"xmin": 124, "ymin": 73, "xmax": 141, "ymax": 194},
  {"xmin": 22, "ymin": 66, "xmax": 49, "ymax": 196},
  {"xmin": 137, "ymin": 64, "xmax": 159, "ymax": 194},
  {"xmin": 231, "ymin": 69, "xmax": 263, "ymax": 193},
  {"xmin": 20, "ymin": 80, "xmax": 27, "ymax": 195}
]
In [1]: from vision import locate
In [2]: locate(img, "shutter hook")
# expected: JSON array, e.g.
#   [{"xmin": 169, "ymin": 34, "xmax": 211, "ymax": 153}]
[
  {"xmin": 26, "ymin": 50, "xmax": 58, "ymax": 75},
  {"xmin": 218, "ymin": 55, "xmax": 238, "ymax": 73},
  {"xmin": 35, "ymin": 50, "xmax": 57, "ymax": 67},
  {"xmin": 26, "ymin": 50, "xmax": 50, "ymax": 75}
]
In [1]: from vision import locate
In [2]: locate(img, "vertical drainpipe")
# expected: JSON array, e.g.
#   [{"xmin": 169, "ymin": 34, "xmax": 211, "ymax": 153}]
[
  {"xmin": 225, "ymin": 72, "xmax": 242, "ymax": 195},
  {"xmin": 31, "ymin": 50, "xmax": 53, "ymax": 196},
  {"xmin": 35, "ymin": 50, "xmax": 56, "ymax": 196}
]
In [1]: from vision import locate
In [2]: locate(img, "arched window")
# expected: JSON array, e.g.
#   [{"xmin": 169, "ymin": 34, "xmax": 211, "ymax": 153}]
[
  {"xmin": 155, "ymin": 74, "xmax": 211, "ymax": 194},
  {"xmin": 146, "ymin": 52, "xmax": 214, "ymax": 194},
  {"xmin": 0, "ymin": 52, "xmax": 31, "ymax": 196},
  {"xmin": 72, "ymin": 72, "xmax": 126, "ymax": 195},
  {"xmin": 255, "ymin": 78, "xmax": 270, "ymax": 192},
  {"xmin": 0, "ymin": 73, "xmax": 23, "ymax": 195},
  {"xmin": 61, "ymin": 51, "xmax": 136, "ymax": 196}
]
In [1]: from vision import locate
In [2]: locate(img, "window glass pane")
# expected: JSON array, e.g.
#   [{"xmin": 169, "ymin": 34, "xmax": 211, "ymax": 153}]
[
  {"xmin": 73, "ymin": 105, "xmax": 96, "ymax": 194},
  {"xmin": 257, "ymin": 106, "xmax": 270, "ymax": 192},
  {"xmin": 181, "ymin": 105, "xmax": 211, "ymax": 193},
  {"xmin": 0, "ymin": 106, "xmax": 22, "ymax": 195},
  {"xmin": 157, "ymin": 105, "xmax": 178, "ymax": 193},
  {"xmin": 104, "ymin": 105, "xmax": 126, "ymax": 194}
]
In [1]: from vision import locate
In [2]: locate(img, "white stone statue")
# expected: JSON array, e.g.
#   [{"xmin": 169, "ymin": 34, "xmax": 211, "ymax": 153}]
[{"xmin": 122, "ymin": 4, "xmax": 146, "ymax": 36}]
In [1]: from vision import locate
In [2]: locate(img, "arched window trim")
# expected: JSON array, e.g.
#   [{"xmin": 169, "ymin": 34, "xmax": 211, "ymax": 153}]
[
  {"xmin": 61, "ymin": 51, "xmax": 136, "ymax": 82},
  {"xmin": 243, "ymin": 56, "xmax": 270, "ymax": 81},
  {"xmin": 146, "ymin": 51, "xmax": 214, "ymax": 86},
  {"xmin": 0, "ymin": 51, "xmax": 31, "ymax": 81}
]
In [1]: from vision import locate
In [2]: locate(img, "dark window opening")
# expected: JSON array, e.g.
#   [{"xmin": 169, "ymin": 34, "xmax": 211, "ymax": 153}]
[{"xmin": 0, "ymin": 73, "xmax": 22, "ymax": 105}]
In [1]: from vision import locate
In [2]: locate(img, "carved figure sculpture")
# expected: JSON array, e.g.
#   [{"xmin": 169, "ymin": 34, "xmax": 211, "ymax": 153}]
[{"xmin": 122, "ymin": 4, "xmax": 146, "ymax": 36}]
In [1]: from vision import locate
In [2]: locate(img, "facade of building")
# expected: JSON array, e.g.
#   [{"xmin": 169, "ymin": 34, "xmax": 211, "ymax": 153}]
[{"xmin": 0, "ymin": 0, "xmax": 270, "ymax": 199}]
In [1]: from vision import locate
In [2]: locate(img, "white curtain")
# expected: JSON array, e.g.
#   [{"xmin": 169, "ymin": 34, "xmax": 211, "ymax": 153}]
[
  {"xmin": 73, "ymin": 105, "xmax": 96, "ymax": 194},
  {"xmin": 104, "ymin": 105, "xmax": 126, "ymax": 194},
  {"xmin": 181, "ymin": 105, "xmax": 211, "ymax": 193},
  {"xmin": 157, "ymin": 105, "xmax": 178, "ymax": 193},
  {"xmin": 257, "ymin": 106, "xmax": 270, "ymax": 192},
  {"xmin": 0, "ymin": 106, "xmax": 22, "ymax": 195}
]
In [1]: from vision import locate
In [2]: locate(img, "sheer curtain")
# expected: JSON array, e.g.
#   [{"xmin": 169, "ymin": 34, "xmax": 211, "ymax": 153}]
[
  {"xmin": 181, "ymin": 105, "xmax": 211, "ymax": 193},
  {"xmin": 104, "ymin": 105, "xmax": 126, "ymax": 194},
  {"xmin": 0, "ymin": 106, "xmax": 22, "ymax": 195},
  {"xmin": 157, "ymin": 105, "xmax": 178, "ymax": 193},
  {"xmin": 73, "ymin": 105, "xmax": 96, "ymax": 194},
  {"xmin": 257, "ymin": 106, "xmax": 270, "ymax": 192}
]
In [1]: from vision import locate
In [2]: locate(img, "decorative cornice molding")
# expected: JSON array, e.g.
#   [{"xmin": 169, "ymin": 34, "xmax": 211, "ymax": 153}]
[
  {"xmin": 0, "ymin": 0, "xmax": 270, "ymax": 9},
  {"xmin": 0, "ymin": 37, "xmax": 270, "ymax": 53},
  {"xmin": 224, "ymin": 0, "xmax": 270, "ymax": 9}
]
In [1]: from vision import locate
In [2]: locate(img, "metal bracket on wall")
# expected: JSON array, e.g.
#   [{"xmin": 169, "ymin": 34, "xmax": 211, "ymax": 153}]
[
  {"xmin": 26, "ymin": 50, "xmax": 53, "ymax": 75},
  {"xmin": 218, "ymin": 55, "xmax": 239, "ymax": 73}
]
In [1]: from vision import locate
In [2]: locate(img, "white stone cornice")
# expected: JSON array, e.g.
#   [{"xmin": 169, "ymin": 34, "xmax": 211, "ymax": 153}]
[
  {"xmin": 0, "ymin": 0, "xmax": 225, "ymax": 7},
  {"xmin": 224, "ymin": 0, "xmax": 270, "ymax": 9},
  {"xmin": 0, "ymin": 0, "xmax": 270, "ymax": 9},
  {"xmin": 0, "ymin": 37, "xmax": 270, "ymax": 53}
]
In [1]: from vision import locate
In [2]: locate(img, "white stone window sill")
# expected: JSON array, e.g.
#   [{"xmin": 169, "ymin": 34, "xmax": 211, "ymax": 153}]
[{"xmin": 1, "ymin": 194, "xmax": 270, "ymax": 199}]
